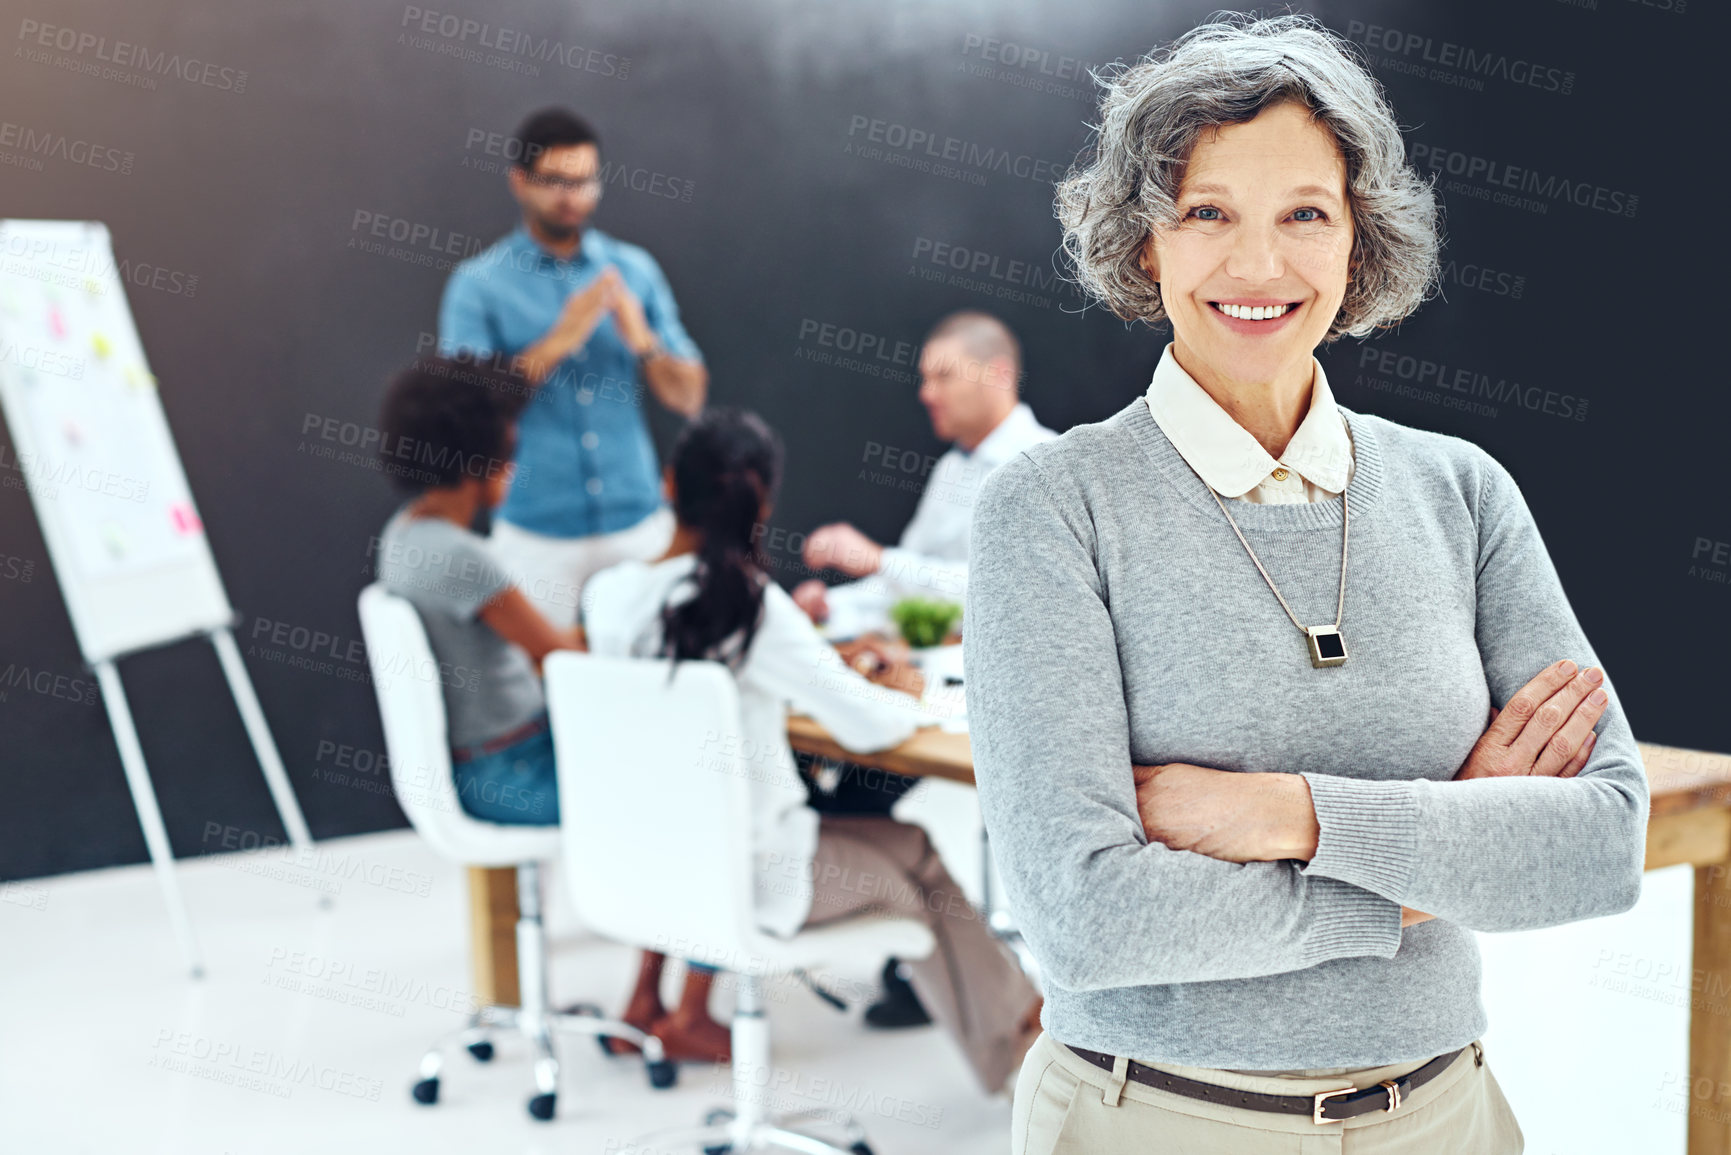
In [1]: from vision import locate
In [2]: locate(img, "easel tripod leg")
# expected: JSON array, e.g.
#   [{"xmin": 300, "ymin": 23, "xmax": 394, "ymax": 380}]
[
  {"xmin": 209, "ymin": 628, "xmax": 314, "ymax": 852},
  {"xmin": 94, "ymin": 660, "xmax": 204, "ymax": 978}
]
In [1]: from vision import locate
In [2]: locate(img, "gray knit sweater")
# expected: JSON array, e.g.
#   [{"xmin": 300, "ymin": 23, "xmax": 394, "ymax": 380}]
[{"xmin": 963, "ymin": 397, "xmax": 1648, "ymax": 1068}]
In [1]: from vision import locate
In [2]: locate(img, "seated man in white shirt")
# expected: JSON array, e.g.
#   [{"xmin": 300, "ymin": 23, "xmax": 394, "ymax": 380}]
[
  {"xmin": 792, "ymin": 310, "xmax": 1057, "ymax": 633},
  {"xmin": 789, "ymin": 310, "xmax": 1056, "ymax": 1030}
]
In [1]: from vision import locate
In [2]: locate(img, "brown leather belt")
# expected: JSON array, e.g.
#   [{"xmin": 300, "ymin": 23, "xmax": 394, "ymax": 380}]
[
  {"xmin": 1064, "ymin": 1041, "xmax": 1479, "ymax": 1124},
  {"xmin": 450, "ymin": 713, "xmax": 549, "ymax": 765}
]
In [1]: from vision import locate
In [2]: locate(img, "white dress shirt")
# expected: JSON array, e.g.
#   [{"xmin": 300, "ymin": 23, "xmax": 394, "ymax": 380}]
[
  {"xmin": 1144, "ymin": 342, "xmax": 1354, "ymax": 504},
  {"xmin": 581, "ymin": 553, "xmax": 930, "ymax": 936},
  {"xmin": 825, "ymin": 400, "xmax": 1058, "ymax": 636}
]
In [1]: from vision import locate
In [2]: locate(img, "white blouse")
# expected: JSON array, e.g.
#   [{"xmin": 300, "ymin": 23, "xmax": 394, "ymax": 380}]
[
  {"xmin": 580, "ymin": 553, "xmax": 931, "ymax": 936},
  {"xmin": 1144, "ymin": 342, "xmax": 1355, "ymax": 503}
]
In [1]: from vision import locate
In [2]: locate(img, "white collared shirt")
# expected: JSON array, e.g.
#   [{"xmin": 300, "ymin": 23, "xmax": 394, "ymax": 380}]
[
  {"xmin": 825, "ymin": 401, "xmax": 1058, "ymax": 634},
  {"xmin": 1144, "ymin": 343, "xmax": 1354, "ymax": 504}
]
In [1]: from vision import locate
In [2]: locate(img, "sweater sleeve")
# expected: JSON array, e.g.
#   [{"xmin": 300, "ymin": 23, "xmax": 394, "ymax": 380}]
[
  {"xmin": 1296, "ymin": 449, "xmax": 1648, "ymax": 931},
  {"xmin": 964, "ymin": 453, "xmax": 1403, "ymax": 991}
]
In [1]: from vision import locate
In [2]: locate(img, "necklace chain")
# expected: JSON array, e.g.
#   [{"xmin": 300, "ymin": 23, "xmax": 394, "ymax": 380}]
[
  {"xmin": 1191, "ymin": 416, "xmax": 1354, "ymax": 637},
  {"xmin": 1207, "ymin": 485, "xmax": 1347, "ymax": 636}
]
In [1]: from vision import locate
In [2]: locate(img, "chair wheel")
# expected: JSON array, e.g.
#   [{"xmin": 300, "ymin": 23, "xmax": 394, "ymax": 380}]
[
  {"xmin": 527, "ymin": 1092, "xmax": 556, "ymax": 1121},
  {"xmin": 646, "ymin": 1058, "xmax": 678, "ymax": 1089},
  {"xmin": 702, "ymin": 1146, "xmax": 731, "ymax": 1155},
  {"xmin": 850, "ymin": 1145, "xmax": 874, "ymax": 1155},
  {"xmin": 410, "ymin": 1077, "xmax": 439, "ymax": 1105},
  {"xmin": 466, "ymin": 1040, "xmax": 494, "ymax": 1062},
  {"xmin": 703, "ymin": 1107, "xmax": 735, "ymax": 1125}
]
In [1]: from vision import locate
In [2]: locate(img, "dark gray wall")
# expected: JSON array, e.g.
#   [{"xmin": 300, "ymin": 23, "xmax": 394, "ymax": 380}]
[{"xmin": 1, "ymin": 0, "xmax": 1720, "ymax": 881}]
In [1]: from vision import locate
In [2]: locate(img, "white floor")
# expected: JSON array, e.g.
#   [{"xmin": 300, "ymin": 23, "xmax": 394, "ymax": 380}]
[{"xmin": 0, "ymin": 830, "xmax": 1693, "ymax": 1154}]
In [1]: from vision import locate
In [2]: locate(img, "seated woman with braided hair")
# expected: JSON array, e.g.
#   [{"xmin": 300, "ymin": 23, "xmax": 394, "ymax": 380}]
[{"xmin": 582, "ymin": 407, "xmax": 1042, "ymax": 1090}]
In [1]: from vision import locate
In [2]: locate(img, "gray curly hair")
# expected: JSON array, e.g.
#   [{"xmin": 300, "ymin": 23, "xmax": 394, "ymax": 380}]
[{"xmin": 1055, "ymin": 12, "xmax": 1442, "ymax": 342}]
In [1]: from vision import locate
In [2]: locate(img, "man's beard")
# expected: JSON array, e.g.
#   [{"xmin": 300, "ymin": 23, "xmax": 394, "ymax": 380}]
[{"xmin": 535, "ymin": 212, "xmax": 584, "ymax": 241}]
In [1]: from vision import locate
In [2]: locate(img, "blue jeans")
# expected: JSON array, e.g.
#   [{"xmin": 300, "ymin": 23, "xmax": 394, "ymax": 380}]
[{"xmin": 452, "ymin": 722, "xmax": 559, "ymax": 825}]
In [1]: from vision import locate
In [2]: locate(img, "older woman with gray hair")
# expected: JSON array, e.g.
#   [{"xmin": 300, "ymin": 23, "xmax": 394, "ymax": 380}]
[{"xmin": 963, "ymin": 13, "xmax": 1646, "ymax": 1153}]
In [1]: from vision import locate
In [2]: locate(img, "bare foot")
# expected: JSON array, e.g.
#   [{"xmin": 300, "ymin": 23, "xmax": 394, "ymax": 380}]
[
  {"xmin": 648, "ymin": 1011, "xmax": 733, "ymax": 1064},
  {"xmin": 604, "ymin": 988, "xmax": 664, "ymax": 1056}
]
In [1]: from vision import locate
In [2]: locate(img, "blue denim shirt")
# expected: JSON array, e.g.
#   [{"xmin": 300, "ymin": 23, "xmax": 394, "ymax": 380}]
[{"xmin": 436, "ymin": 224, "xmax": 703, "ymax": 538}]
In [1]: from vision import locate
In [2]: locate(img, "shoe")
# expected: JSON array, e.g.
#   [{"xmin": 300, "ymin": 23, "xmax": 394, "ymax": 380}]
[{"xmin": 864, "ymin": 958, "xmax": 932, "ymax": 1029}]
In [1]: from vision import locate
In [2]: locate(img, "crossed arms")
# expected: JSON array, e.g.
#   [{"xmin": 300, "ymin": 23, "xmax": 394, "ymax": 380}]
[{"xmin": 962, "ymin": 451, "xmax": 1648, "ymax": 992}]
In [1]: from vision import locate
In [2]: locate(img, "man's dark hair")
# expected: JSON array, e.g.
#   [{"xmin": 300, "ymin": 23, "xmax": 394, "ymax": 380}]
[
  {"xmin": 509, "ymin": 107, "xmax": 600, "ymax": 173},
  {"xmin": 377, "ymin": 356, "xmax": 531, "ymax": 494}
]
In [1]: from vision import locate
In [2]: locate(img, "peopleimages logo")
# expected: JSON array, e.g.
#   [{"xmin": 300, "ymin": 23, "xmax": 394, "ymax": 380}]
[
  {"xmin": 15, "ymin": 19, "xmax": 250, "ymax": 92},
  {"xmin": 0, "ymin": 120, "xmax": 133, "ymax": 173},
  {"xmin": 1409, "ymin": 141, "xmax": 1637, "ymax": 218},
  {"xmin": 1345, "ymin": 20, "xmax": 1575, "ymax": 94},
  {"xmin": 397, "ymin": 7, "xmax": 629, "ymax": 79},
  {"xmin": 1355, "ymin": 345, "xmax": 1588, "ymax": 422},
  {"xmin": 844, "ymin": 114, "xmax": 1065, "ymax": 186}
]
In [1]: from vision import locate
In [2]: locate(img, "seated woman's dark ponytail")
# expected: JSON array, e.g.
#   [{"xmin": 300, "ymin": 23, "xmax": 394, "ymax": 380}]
[{"xmin": 659, "ymin": 408, "xmax": 783, "ymax": 669}]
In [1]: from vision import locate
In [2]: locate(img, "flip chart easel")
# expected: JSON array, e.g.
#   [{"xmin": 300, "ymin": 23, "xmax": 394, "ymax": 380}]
[{"xmin": 0, "ymin": 219, "xmax": 313, "ymax": 977}]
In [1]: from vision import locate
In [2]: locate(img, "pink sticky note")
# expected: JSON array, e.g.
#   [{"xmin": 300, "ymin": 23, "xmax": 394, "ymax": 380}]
[
  {"xmin": 48, "ymin": 305, "xmax": 67, "ymax": 340},
  {"xmin": 169, "ymin": 502, "xmax": 203, "ymax": 535}
]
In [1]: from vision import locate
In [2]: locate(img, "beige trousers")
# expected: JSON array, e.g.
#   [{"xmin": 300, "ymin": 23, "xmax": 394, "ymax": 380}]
[
  {"xmin": 488, "ymin": 507, "xmax": 676, "ymax": 629},
  {"xmin": 804, "ymin": 815, "xmax": 1041, "ymax": 1095},
  {"xmin": 1012, "ymin": 1031, "xmax": 1524, "ymax": 1154}
]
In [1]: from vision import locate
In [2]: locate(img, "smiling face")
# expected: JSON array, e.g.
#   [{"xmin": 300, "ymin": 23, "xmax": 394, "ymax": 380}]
[{"xmin": 1140, "ymin": 99, "xmax": 1355, "ymax": 393}]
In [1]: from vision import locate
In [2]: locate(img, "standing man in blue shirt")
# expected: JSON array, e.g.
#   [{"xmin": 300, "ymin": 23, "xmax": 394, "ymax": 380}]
[{"xmin": 438, "ymin": 107, "xmax": 707, "ymax": 628}]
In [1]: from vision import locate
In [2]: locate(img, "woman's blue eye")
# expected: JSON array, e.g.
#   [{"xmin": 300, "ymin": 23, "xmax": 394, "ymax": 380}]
[
  {"xmin": 1292, "ymin": 208, "xmax": 1325, "ymax": 222},
  {"xmin": 1189, "ymin": 206, "xmax": 1221, "ymax": 220}
]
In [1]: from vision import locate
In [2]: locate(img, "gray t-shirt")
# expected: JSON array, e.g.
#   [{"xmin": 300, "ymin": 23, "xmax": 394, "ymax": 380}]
[{"xmin": 374, "ymin": 504, "xmax": 545, "ymax": 747}]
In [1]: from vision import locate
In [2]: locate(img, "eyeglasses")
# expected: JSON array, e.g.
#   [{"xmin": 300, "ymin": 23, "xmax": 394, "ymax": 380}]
[{"xmin": 524, "ymin": 171, "xmax": 604, "ymax": 198}]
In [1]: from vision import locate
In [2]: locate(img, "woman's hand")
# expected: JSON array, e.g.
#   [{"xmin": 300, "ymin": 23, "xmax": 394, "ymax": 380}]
[
  {"xmin": 1133, "ymin": 765, "xmax": 1442, "ymax": 927},
  {"xmin": 1455, "ymin": 659, "xmax": 1608, "ymax": 781},
  {"xmin": 836, "ymin": 637, "xmax": 925, "ymax": 699},
  {"xmin": 792, "ymin": 579, "xmax": 830, "ymax": 622},
  {"xmin": 1132, "ymin": 765, "xmax": 1442, "ymax": 928},
  {"xmin": 1133, "ymin": 763, "xmax": 1315, "ymax": 863}
]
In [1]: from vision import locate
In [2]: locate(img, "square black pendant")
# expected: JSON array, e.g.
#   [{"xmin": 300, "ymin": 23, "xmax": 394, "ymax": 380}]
[{"xmin": 1307, "ymin": 625, "xmax": 1348, "ymax": 668}]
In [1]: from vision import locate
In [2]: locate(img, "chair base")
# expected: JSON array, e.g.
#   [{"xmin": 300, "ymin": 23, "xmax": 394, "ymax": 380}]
[
  {"xmin": 622, "ymin": 973, "xmax": 882, "ymax": 1155},
  {"xmin": 407, "ymin": 862, "xmax": 676, "ymax": 1121},
  {"xmin": 412, "ymin": 1002, "xmax": 676, "ymax": 1119},
  {"xmin": 627, "ymin": 1116, "xmax": 873, "ymax": 1155}
]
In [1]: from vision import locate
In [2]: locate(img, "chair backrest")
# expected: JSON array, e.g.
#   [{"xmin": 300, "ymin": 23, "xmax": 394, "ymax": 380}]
[
  {"xmin": 356, "ymin": 583, "xmax": 555, "ymax": 865},
  {"xmin": 543, "ymin": 652, "xmax": 756, "ymax": 966}
]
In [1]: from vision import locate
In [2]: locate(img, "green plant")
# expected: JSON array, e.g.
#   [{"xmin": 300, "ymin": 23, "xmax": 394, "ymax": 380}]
[{"xmin": 888, "ymin": 597, "xmax": 963, "ymax": 648}]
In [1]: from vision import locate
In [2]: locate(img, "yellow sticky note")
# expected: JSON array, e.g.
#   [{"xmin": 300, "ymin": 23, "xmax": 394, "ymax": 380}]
[{"xmin": 91, "ymin": 332, "xmax": 112, "ymax": 359}]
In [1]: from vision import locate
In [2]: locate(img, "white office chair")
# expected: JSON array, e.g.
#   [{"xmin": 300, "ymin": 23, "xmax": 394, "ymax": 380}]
[
  {"xmin": 356, "ymin": 583, "xmax": 674, "ymax": 1122},
  {"xmin": 544, "ymin": 651, "xmax": 937, "ymax": 1155}
]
